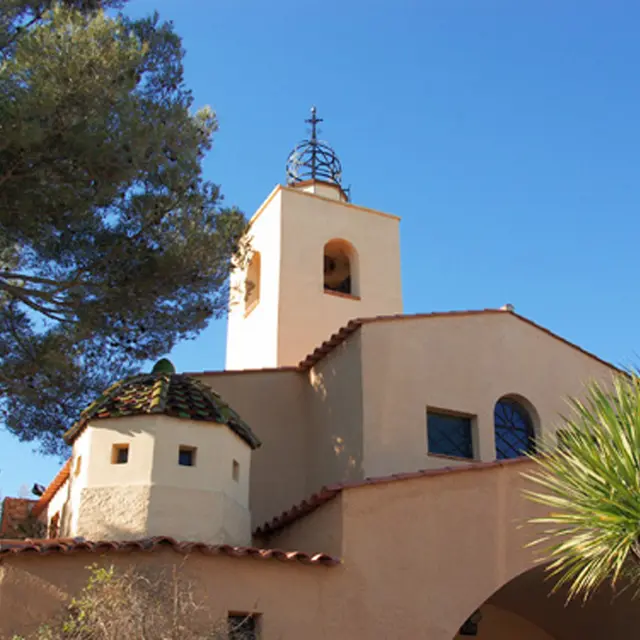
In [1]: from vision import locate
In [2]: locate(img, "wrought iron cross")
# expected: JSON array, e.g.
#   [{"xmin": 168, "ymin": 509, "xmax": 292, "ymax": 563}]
[{"xmin": 305, "ymin": 106, "xmax": 322, "ymax": 143}]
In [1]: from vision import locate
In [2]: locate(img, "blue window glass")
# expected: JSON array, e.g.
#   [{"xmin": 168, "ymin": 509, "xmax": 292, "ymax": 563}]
[
  {"xmin": 494, "ymin": 398, "xmax": 535, "ymax": 459},
  {"xmin": 427, "ymin": 411, "xmax": 473, "ymax": 458},
  {"xmin": 179, "ymin": 447, "xmax": 195, "ymax": 466}
]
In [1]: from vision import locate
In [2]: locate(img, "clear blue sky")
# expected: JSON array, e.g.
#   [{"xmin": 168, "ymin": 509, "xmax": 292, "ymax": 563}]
[{"xmin": 2, "ymin": 0, "xmax": 639, "ymax": 497}]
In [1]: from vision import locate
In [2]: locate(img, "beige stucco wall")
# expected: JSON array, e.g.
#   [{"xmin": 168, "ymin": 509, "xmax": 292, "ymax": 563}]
[
  {"xmin": 306, "ymin": 330, "xmax": 365, "ymax": 493},
  {"xmin": 359, "ymin": 312, "xmax": 617, "ymax": 477},
  {"xmin": 149, "ymin": 416, "xmax": 251, "ymax": 508},
  {"xmin": 333, "ymin": 459, "xmax": 638, "ymax": 640},
  {"xmin": 294, "ymin": 180, "xmax": 347, "ymax": 201},
  {"xmin": 204, "ymin": 311, "xmax": 620, "ymax": 531},
  {"xmin": 196, "ymin": 370, "xmax": 310, "ymax": 530},
  {"xmin": 75, "ymin": 485, "xmax": 152, "ymax": 541},
  {"xmin": 60, "ymin": 415, "xmax": 252, "ymax": 544},
  {"xmin": 277, "ymin": 187, "xmax": 403, "ymax": 367},
  {"xmin": 145, "ymin": 486, "xmax": 250, "ymax": 545},
  {"xmin": 226, "ymin": 188, "xmax": 282, "ymax": 370},
  {"xmin": 259, "ymin": 493, "xmax": 344, "ymax": 559},
  {"xmin": 198, "ymin": 334, "xmax": 367, "ymax": 533},
  {"xmin": 82, "ymin": 417, "xmax": 155, "ymax": 487},
  {"xmin": 5, "ymin": 461, "xmax": 639, "ymax": 640},
  {"xmin": 0, "ymin": 551, "xmax": 343, "ymax": 640},
  {"xmin": 225, "ymin": 185, "xmax": 403, "ymax": 371},
  {"xmin": 43, "ymin": 477, "xmax": 69, "ymax": 536},
  {"xmin": 68, "ymin": 429, "xmax": 92, "ymax": 535}
]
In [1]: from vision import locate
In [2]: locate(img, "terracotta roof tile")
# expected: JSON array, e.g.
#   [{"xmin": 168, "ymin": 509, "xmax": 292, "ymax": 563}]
[
  {"xmin": 64, "ymin": 373, "xmax": 261, "ymax": 450},
  {"xmin": 297, "ymin": 309, "xmax": 621, "ymax": 372},
  {"xmin": 0, "ymin": 498, "xmax": 37, "ymax": 537},
  {"xmin": 255, "ymin": 457, "xmax": 533, "ymax": 536},
  {"xmin": 31, "ymin": 459, "xmax": 71, "ymax": 518},
  {"xmin": 0, "ymin": 536, "xmax": 339, "ymax": 566}
]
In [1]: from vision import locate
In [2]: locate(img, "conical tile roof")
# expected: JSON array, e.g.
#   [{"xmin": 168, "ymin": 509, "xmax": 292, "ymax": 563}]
[{"xmin": 63, "ymin": 373, "xmax": 261, "ymax": 449}]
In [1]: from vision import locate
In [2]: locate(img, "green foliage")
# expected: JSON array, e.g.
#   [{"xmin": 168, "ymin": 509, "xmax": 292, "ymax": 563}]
[
  {"xmin": 524, "ymin": 372, "xmax": 640, "ymax": 601},
  {"xmin": 0, "ymin": 1, "xmax": 247, "ymax": 455}
]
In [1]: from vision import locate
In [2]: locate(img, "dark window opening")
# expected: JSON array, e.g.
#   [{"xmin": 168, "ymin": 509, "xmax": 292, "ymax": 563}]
[
  {"xmin": 494, "ymin": 398, "xmax": 535, "ymax": 459},
  {"xmin": 323, "ymin": 240, "xmax": 355, "ymax": 295},
  {"xmin": 179, "ymin": 446, "xmax": 196, "ymax": 467},
  {"xmin": 112, "ymin": 444, "xmax": 129, "ymax": 465},
  {"xmin": 228, "ymin": 613, "xmax": 258, "ymax": 640},
  {"xmin": 427, "ymin": 411, "xmax": 473, "ymax": 459}
]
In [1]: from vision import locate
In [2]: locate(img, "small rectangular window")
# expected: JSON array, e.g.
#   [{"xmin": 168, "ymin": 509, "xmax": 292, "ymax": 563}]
[
  {"xmin": 427, "ymin": 410, "xmax": 473, "ymax": 459},
  {"xmin": 232, "ymin": 459, "xmax": 240, "ymax": 482},
  {"xmin": 228, "ymin": 613, "xmax": 258, "ymax": 640},
  {"xmin": 111, "ymin": 444, "xmax": 129, "ymax": 465},
  {"xmin": 179, "ymin": 446, "xmax": 196, "ymax": 467}
]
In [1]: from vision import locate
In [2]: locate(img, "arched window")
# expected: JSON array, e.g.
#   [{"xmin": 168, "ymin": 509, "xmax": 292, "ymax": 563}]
[
  {"xmin": 494, "ymin": 397, "xmax": 535, "ymax": 459},
  {"xmin": 244, "ymin": 252, "xmax": 260, "ymax": 312},
  {"xmin": 323, "ymin": 239, "xmax": 357, "ymax": 296}
]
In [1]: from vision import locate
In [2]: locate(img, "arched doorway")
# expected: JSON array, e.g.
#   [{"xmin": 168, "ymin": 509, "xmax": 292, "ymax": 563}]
[{"xmin": 453, "ymin": 565, "xmax": 639, "ymax": 639}]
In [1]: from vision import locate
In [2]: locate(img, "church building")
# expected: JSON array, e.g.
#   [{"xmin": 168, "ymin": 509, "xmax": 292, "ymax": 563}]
[{"xmin": 0, "ymin": 109, "xmax": 636, "ymax": 640}]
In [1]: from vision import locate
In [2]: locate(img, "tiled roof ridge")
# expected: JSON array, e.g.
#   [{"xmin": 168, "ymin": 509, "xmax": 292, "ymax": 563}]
[
  {"xmin": 63, "ymin": 372, "xmax": 261, "ymax": 450},
  {"xmin": 255, "ymin": 457, "xmax": 533, "ymax": 537},
  {"xmin": 297, "ymin": 308, "xmax": 622, "ymax": 373},
  {"xmin": 0, "ymin": 535, "xmax": 339, "ymax": 566}
]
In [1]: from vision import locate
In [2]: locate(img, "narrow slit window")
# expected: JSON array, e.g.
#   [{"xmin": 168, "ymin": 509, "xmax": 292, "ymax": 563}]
[
  {"xmin": 245, "ymin": 252, "xmax": 261, "ymax": 313},
  {"xmin": 111, "ymin": 444, "xmax": 129, "ymax": 465},
  {"xmin": 232, "ymin": 459, "xmax": 240, "ymax": 482},
  {"xmin": 179, "ymin": 446, "xmax": 197, "ymax": 467}
]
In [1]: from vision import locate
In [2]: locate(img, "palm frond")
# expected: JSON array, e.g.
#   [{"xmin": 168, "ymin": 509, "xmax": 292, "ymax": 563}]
[{"xmin": 524, "ymin": 372, "xmax": 640, "ymax": 601}]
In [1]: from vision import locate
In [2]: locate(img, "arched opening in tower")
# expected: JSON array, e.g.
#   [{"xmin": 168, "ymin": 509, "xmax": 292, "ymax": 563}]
[{"xmin": 323, "ymin": 240, "xmax": 355, "ymax": 296}]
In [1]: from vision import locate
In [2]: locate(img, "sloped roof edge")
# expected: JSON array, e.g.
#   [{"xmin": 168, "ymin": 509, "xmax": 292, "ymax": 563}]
[
  {"xmin": 297, "ymin": 309, "xmax": 622, "ymax": 373},
  {"xmin": 0, "ymin": 535, "xmax": 339, "ymax": 566},
  {"xmin": 32, "ymin": 458, "xmax": 71, "ymax": 518},
  {"xmin": 255, "ymin": 457, "xmax": 534, "ymax": 537}
]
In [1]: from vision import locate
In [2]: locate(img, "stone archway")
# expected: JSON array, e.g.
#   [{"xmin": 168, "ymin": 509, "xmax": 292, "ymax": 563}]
[{"xmin": 452, "ymin": 565, "xmax": 640, "ymax": 640}]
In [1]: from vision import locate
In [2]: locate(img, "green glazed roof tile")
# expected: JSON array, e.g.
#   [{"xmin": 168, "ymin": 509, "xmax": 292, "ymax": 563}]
[{"xmin": 63, "ymin": 373, "xmax": 261, "ymax": 449}]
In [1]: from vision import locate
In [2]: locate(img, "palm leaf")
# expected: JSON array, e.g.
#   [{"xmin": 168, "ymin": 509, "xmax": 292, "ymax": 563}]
[{"xmin": 524, "ymin": 372, "xmax": 640, "ymax": 601}]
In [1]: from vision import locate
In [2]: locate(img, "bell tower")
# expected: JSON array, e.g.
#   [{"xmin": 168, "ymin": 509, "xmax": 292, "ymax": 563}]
[{"xmin": 225, "ymin": 108, "xmax": 403, "ymax": 370}]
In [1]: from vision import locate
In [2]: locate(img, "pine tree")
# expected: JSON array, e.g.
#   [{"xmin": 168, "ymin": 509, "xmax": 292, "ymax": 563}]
[{"xmin": 0, "ymin": 2, "xmax": 247, "ymax": 455}]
